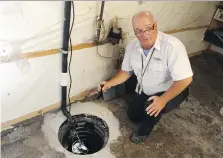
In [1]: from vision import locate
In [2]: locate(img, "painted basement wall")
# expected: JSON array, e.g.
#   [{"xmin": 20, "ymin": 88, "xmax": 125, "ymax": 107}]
[{"xmin": 0, "ymin": 1, "xmax": 220, "ymax": 126}]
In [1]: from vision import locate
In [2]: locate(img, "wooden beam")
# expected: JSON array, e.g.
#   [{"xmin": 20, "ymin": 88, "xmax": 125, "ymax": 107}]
[
  {"xmin": 71, "ymin": 42, "xmax": 96, "ymax": 51},
  {"xmin": 164, "ymin": 25, "xmax": 208, "ymax": 34},
  {"xmin": 21, "ymin": 25, "xmax": 208, "ymax": 59},
  {"xmin": 1, "ymin": 88, "xmax": 98, "ymax": 130},
  {"xmin": 24, "ymin": 48, "xmax": 59, "ymax": 59},
  {"xmin": 23, "ymin": 42, "xmax": 97, "ymax": 59}
]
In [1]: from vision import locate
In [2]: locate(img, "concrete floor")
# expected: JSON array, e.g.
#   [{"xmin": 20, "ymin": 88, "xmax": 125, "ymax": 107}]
[{"xmin": 1, "ymin": 50, "xmax": 223, "ymax": 158}]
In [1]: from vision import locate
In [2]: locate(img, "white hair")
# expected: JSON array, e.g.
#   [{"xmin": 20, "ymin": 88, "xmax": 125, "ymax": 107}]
[{"xmin": 132, "ymin": 11, "xmax": 156, "ymax": 23}]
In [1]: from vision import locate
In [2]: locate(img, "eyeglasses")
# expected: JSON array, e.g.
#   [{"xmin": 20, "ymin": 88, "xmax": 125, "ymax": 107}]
[{"xmin": 134, "ymin": 24, "xmax": 155, "ymax": 36}]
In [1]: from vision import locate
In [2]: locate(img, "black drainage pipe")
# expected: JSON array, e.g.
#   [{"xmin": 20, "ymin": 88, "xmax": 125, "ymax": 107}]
[{"xmin": 61, "ymin": 1, "xmax": 76, "ymax": 126}]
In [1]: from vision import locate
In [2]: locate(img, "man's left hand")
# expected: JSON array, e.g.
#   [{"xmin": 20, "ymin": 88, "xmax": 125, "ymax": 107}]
[{"xmin": 146, "ymin": 96, "xmax": 167, "ymax": 117}]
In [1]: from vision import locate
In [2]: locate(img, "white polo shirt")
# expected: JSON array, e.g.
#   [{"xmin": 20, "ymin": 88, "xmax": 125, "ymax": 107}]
[{"xmin": 122, "ymin": 31, "xmax": 193, "ymax": 96}]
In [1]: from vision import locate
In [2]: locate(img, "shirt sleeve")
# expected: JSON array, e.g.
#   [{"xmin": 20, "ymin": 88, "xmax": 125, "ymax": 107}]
[
  {"xmin": 167, "ymin": 43, "xmax": 193, "ymax": 81},
  {"xmin": 121, "ymin": 44, "xmax": 133, "ymax": 72}
]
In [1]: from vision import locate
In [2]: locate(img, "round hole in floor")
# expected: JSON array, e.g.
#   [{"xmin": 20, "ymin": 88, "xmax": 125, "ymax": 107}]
[{"xmin": 58, "ymin": 114, "xmax": 109, "ymax": 155}]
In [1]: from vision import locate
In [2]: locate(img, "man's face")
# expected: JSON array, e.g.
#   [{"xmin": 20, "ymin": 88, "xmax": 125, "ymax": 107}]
[{"xmin": 133, "ymin": 16, "xmax": 157, "ymax": 49}]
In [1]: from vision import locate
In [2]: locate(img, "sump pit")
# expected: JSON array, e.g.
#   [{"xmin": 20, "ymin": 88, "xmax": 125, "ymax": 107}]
[{"xmin": 58, "ymin": 114, "xmax": 109, "ymax": 155}]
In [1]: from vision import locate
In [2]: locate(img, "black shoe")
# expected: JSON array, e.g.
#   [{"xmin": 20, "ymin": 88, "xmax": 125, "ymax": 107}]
[{"xmin": 130, "ymin": 132, "xmax": 149, "ymax": 143}]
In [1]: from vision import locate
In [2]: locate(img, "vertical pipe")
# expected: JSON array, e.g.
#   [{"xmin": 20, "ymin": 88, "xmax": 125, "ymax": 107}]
[
  {"xmin": 96, "ymin": 1, "xmax": 105, "ymax": 42},
  {"xmin": 61, "ymin": 1, "xmax": 73, "ymax": 121},
  {"xmin": 62, "ymin": 2, "xmax": 71, "ymax": 52},
  {"xmin": 99, "ymin": 1, "xmax": 105, "ymax": 21}
]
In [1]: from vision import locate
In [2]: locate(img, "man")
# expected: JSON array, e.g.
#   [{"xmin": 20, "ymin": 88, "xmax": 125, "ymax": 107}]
[{"xmin": 100, "ymin": 11, "xmax": 193, "ymax": 143}]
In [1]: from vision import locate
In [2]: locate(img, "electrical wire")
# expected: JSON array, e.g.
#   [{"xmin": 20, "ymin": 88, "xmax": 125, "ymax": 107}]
[
  {"xmin": 96, "ymin": 16, "xmax": 107, "ymax": 41},
  {"xmin": 67, "ymin": 4, "xmax": 89, "ymax": 153},
  {"xmin": 95, "ymin": 15, "xmax": 114, "ymax": 59},
  {"xmin": 67, "ymin": 5, "xmax": 89, "ymax": 152},
  {"xmin": 68, "ymin": 1, "xmax": 75, "ymax": 113},
  {"xmin": 96, "ymin": 44, "xmax": 114, "ymax": 59}
]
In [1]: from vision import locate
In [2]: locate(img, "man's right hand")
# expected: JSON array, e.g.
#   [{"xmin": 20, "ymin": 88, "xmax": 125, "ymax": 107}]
[
  {"xmin": 99, "ymin": 81, "xmax": 113, "ymax": 92},
  {"xmin": 98, "ymin": 70, "xmax": 131, "ymax": 93}
]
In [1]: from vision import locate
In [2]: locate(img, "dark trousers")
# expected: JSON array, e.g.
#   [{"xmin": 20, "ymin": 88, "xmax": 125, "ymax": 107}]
[{"xmin": 127, "ymin": 88, "xmax": 189, "ymax": 136}]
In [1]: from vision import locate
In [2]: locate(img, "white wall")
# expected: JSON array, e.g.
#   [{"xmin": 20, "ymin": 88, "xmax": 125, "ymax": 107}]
[{"xmin": 0, "ymin": 1, "xmax": 219, "ymax": 125}]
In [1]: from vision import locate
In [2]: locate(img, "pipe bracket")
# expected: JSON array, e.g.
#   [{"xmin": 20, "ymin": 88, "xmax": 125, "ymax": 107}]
[
  {"xmin": 60, "ymin": 73, "xmax": 68, "ymax": 86},
  {"xmin": 61, "ymin": 49, "xmax": 68, "ymax": 54}
]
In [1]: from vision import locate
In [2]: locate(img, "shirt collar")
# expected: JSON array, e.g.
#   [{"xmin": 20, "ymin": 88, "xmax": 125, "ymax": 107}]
[
  {"xmin": 135, "ymin": 31, "xmax": 162, "ymax": 59},
  {"xmin": 153, "ymin": 31, "xmax": 161, "ymax": 51}
]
